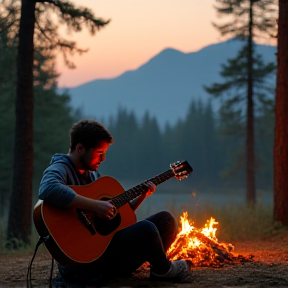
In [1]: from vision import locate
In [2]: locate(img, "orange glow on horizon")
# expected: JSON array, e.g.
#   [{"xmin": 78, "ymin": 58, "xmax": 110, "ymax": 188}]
[{"xmin": 56, "ymin": 0, "xmax": 220, "ymax": 87}]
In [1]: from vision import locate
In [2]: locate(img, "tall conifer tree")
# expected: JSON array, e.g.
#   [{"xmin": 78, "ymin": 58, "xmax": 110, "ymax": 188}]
[{"xmin": 207, "ymin": 0, "xmax": 277, "ymax": 204}]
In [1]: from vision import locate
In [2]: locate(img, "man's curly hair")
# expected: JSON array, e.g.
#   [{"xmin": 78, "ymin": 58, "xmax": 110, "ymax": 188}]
[{"xmin": 69, "ymin": 119, "xmax": 113, "ymax": 151}]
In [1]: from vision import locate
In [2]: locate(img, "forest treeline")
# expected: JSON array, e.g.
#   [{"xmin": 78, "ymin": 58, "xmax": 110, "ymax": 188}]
[
  {"xmin": 0, "ymin": 84, "xmax": 275, "ymax": 218},
  {"xmin": 99, "ymin": 99, "xmax": 274, "ymax": 190}
]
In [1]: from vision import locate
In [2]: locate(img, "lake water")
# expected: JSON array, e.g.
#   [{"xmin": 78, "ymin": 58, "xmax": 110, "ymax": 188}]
[{"xmin": 135, "ymin": 190, "xmax": 273, "ymax": 220}]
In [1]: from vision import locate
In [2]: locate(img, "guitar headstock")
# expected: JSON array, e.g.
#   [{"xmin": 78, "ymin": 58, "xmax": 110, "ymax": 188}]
[{"xmin": 170, "ymin": 160, "xmax": 193, "ymax": 180}]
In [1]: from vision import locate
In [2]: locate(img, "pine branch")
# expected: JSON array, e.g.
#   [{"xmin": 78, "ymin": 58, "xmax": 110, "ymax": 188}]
[{"xmin": 54, "ymin": 0, "xmax": 110, "ymax": 35}]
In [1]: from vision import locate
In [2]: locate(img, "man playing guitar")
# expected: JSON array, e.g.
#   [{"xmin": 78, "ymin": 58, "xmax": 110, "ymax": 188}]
[{"xmin": 36, "ymin": 119, "xmax": 192, "ymax": 285}]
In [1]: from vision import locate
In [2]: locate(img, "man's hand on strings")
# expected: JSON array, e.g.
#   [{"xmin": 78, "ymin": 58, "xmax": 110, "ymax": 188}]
[
  {"xmin": 143, "ymin": 181, "xmax": 156, "ymax": 197},
  {"xmin": 93, "ymin": 200, "xmax": 117, "ymax": 220}
]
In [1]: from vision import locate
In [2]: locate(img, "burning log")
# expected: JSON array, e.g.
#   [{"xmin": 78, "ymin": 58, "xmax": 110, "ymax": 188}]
[{"xmin": 167, "ymin": 212, "xmax": 252, "ymax": 268}]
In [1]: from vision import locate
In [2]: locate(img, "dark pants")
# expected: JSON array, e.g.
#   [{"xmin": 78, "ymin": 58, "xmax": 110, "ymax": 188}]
[{"xmin": 58, "ymin": 211, "xmax": 177, "ymax": 283}]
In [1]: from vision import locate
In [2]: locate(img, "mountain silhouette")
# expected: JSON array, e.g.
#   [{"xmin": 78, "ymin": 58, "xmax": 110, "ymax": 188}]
[{"xmin": 60, "ymin": 38, "xmax": 276, "ymax": 128}]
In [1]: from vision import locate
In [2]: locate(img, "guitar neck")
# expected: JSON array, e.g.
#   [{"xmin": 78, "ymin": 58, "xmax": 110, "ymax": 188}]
[{"xmin": 110, "ymin": 169, "xmax": 175, "ymax": 208}]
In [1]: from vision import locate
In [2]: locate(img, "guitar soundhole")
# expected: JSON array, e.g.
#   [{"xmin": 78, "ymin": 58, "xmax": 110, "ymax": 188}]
[{"xmin": 92, "ymin": 197, "xmax": 121, "ymax": 236}]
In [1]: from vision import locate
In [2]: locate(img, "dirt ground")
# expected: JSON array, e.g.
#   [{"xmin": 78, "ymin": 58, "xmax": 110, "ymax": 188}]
[{"xmin": 1, "ymin": 231, "xmax": 288, "ymax": 288}]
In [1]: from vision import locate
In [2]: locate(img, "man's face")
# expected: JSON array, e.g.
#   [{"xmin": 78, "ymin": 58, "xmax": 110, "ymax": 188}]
[{"xmin": 79, "ymin": 140, "xmax": 110, "ymax": 171}]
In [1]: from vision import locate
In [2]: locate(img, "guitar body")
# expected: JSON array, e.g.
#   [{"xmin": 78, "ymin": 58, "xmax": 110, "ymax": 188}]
[{"xmin": 33, "ymin": 176, "xmax": 136, "ymax": 267}]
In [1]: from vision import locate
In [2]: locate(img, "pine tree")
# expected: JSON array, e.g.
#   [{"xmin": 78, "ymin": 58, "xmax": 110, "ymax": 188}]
[
  {"xmin": 207, "ymin": 0, "xmax": 277, "ymax": 205},
  {"xmin": 104, "ymin": 108, "xmax": 140, "ymax": 179},
  {"xmin": 138, "ymin": 112, "xmax": 163, "ymax": 176}
]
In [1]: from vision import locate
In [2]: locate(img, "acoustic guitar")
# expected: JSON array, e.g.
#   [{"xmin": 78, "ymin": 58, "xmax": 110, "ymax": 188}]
[{"xmin": 33, "ymin": 160, "xmax": 193, "ymax": 267}]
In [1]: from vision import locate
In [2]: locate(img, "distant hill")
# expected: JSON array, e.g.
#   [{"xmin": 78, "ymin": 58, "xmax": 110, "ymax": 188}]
[{"xmin": 60, "ymin": 38, "xmax": 276, "ymax": 128}]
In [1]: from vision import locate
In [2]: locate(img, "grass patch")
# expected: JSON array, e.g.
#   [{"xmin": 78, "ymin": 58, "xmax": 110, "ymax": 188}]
[{"xmin": 0, "ymin": 219, "xmax": 44, "ymax": 254}]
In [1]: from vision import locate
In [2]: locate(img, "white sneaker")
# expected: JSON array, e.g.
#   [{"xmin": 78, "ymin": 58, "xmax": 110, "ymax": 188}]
[{"xmin": 150, "ymin": 260, "xmax": 192, "ymax": 283}]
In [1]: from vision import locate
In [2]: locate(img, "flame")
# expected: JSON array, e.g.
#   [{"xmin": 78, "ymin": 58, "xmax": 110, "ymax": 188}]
[{"xmin": 167, "ymin": 212, "xmax": 234, "ymax": 267}]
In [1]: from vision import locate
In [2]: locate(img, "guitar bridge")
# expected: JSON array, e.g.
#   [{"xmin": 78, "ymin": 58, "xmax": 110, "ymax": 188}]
[{"xmin": 76, "ymin": 209, "xmax": 96, "ymax": 235}]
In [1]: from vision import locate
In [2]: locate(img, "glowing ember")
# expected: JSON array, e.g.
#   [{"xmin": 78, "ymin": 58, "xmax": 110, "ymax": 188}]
[{"xmin": 167, "ymin": 212, "xmax": 236, "ymax": 267}]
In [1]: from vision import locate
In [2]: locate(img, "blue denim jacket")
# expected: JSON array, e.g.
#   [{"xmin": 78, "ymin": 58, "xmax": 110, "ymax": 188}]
[{"xmin": 38, "ymin": 153, "xmax": 100, "ymax": 207}]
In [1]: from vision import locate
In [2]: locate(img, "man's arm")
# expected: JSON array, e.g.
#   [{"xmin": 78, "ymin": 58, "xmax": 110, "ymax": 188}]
[
  {"xmin": 39, "ymin": 163, "xmax": 115, "ymax": 219},
  {"xmin": 67, "ymin": 194, "xmax": 115, "ymax": 219},
  {"xmin": 38, "ymin": 164, "xmax": 76, "ymax": 207}
]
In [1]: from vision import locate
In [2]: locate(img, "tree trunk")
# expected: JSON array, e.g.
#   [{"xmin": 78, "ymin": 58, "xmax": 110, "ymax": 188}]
[
  {"xmin": 274, "ymin": 0, "xmax": 288, "ymax": 225},
  {"xmin": 7, "ymin": 0, "xmax": 35, "ymax": 244},
  {"xmin": 246, "ymin": 0, "xmax": 256, "ymax": 205}
]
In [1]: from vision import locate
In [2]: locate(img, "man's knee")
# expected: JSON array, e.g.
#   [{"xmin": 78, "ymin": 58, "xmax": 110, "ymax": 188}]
[
  {"xmin": 139, "ymin": 220, "xmax": 160, "ymax": 237},
  {"xmin": 157, "ymin": 211, "xmax": 175, "ymax": 223}
]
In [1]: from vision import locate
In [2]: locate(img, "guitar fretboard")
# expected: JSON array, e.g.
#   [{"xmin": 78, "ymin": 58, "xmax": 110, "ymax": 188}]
[{"xmin": 110, "ymin": 169, "xmax": 175, "ymax": 208}]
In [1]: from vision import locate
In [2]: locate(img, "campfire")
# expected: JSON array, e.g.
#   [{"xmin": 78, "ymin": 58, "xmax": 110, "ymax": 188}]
[{"xmin": 167, "ymin": 212, "xmax": 251, "ymax": 267}]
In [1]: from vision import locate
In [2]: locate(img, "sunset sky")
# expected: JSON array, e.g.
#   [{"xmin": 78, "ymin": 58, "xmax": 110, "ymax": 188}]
[{"xmin": 57, "ymin": 0, "xmax": 224, "ymax": 88}]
